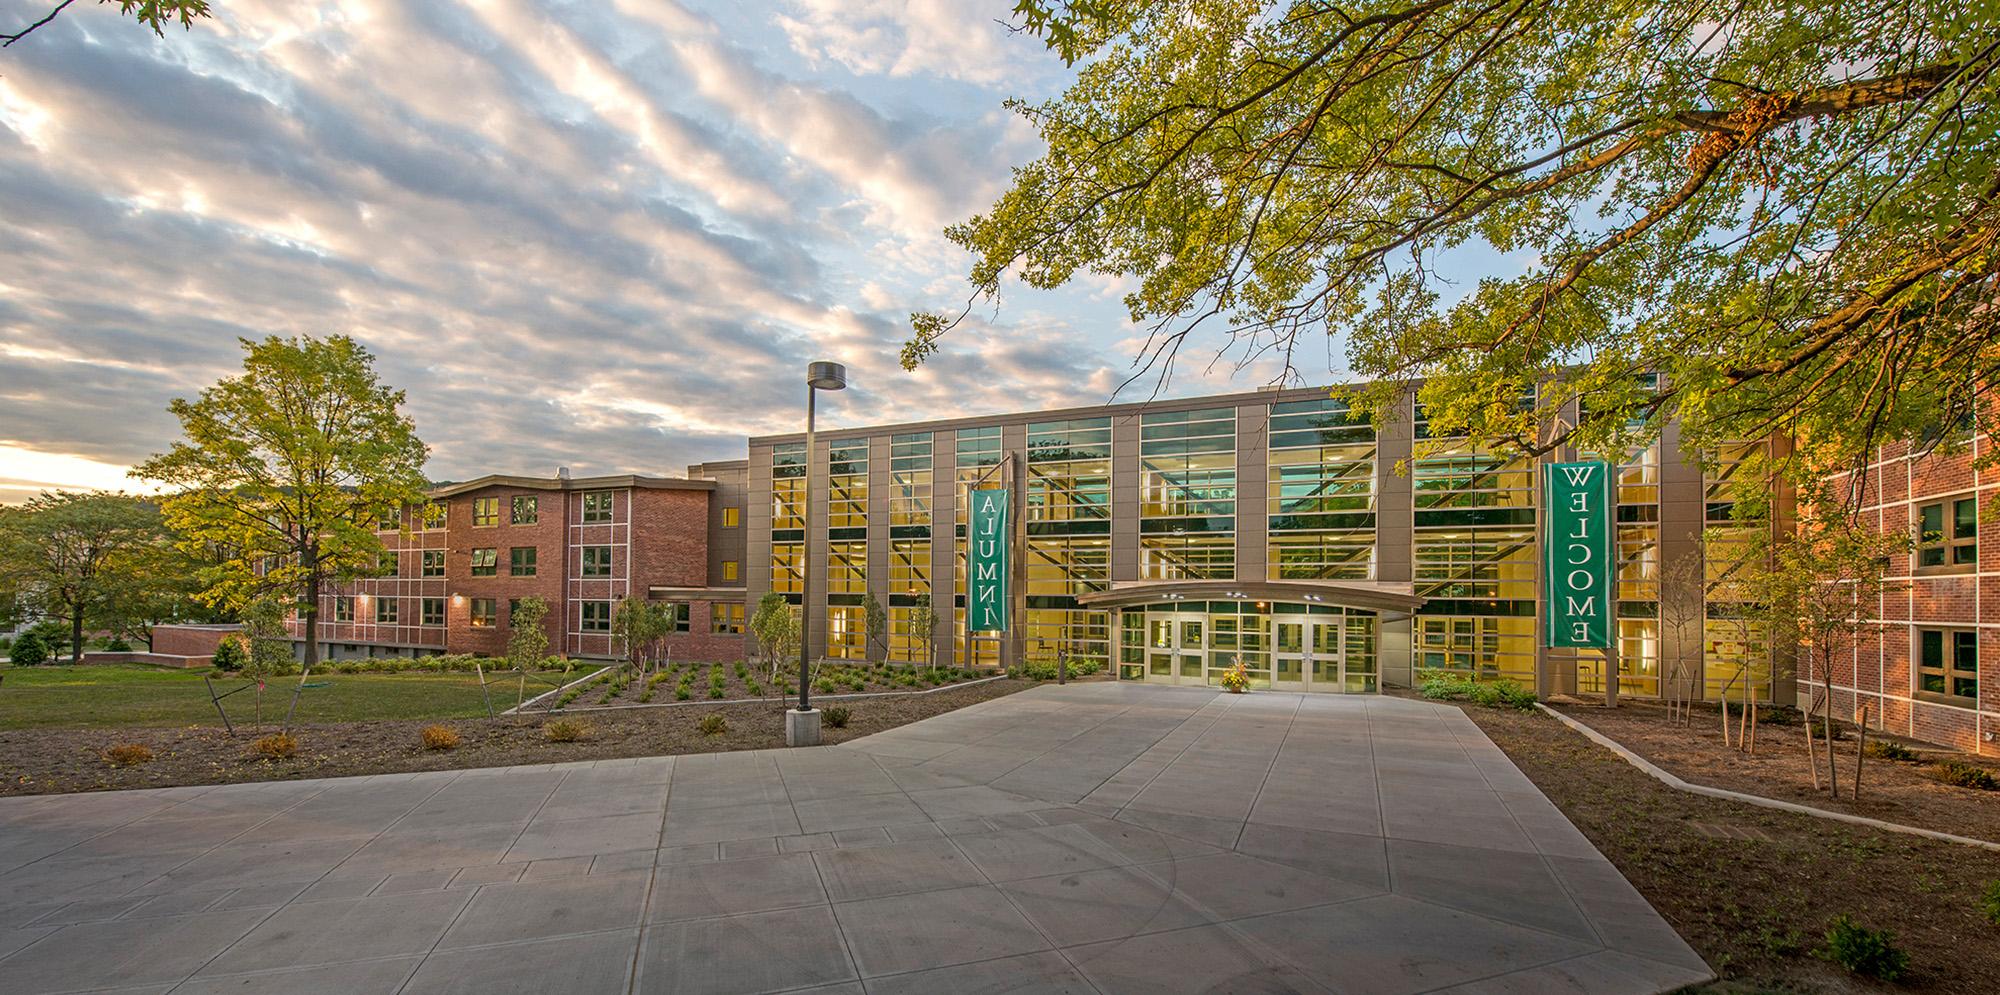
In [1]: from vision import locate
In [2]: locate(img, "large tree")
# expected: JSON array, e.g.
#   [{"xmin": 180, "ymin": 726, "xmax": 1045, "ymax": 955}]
[
  {"xmin": 912, "ymin": 1, "xmax": 1999, "ymax": 480},
  {"xmin": 0, "ymin": 491, "xmax": 179, "ymax": 663},
  {"xmin": 134, "ymin": 335, "xmax": 429, "ymax": 672}
]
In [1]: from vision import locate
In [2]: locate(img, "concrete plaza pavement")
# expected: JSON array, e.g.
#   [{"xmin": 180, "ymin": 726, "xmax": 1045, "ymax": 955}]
[{"xmin": 0, "ymin": 681, "xmax": 1710, "ymax": 994}]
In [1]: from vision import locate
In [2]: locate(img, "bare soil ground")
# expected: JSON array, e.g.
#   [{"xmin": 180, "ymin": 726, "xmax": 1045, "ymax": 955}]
[
  {"xmin": 1453, "ymin": 701, "xmax": 2000, "ymax": 994},
  {"xmin": 1551, "ymin": 698, "xmax": 2000, "ymax": 844},
  {"xmin": 0, "ymin": 678, "xmax": 1036, "ymax": 797}
]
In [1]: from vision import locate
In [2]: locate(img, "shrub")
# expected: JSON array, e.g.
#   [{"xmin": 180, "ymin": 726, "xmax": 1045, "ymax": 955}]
[
  {"xmin": 1865, "ymin": 740, "xmax": 1917, "ymax": 762},
  {"xmin": 252, "ymin": 733, "xmax": 298, "ymax": 759},
  {"xmin": 698, "ymin": 713, "xmax": 727, "ymax": 736},
  {"xmin": 419, "ymin": 725, "xmax": 460, "ymax": 751},
  {"xmin": 8, "ymin": 629, "xmax": 49, "ymax": 667},
  {"xmin": 1981, "ymin": 880, "xmax": 2000, "ymax": 927},
  {"xmin": 1930, "ymin": 760, "xmax": 1999, "ymax": 791},
  {"xmin": 824, "ymin": 705, "xmax": 851, "ymax": 728},
  {"xmin": 543, "ymin": 719, "xmax": 590, "ymax": 743},
  {"xmin": 208, "ymin": 636, "xmax": 246, "ymax": 672},
  {"xmin": 1817, "ymin": 915, "xmax": 1909, "ymax": 981},
  {"xmin": 102, "ymin": 743, "xmax": 154, "ymax": 766},
  {"xmin": 1417, "ymin": 669, "xmax": 1537, "ymax": 710},
  {"xmin": 98, "ymin": 637, "xmax": 133, "ymax": 652},
  {"xmin": 1015, "ymin": 657, "xmax": 1104, "ymax": 681},
  {"xmin": 675, "ymin": 683, "xmax": 692, "ymax": 701}
]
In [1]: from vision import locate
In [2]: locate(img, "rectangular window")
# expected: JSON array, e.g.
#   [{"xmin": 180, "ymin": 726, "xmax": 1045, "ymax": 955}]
[
  {"xmin": 421, "ymin": 549, "xmax": 445, "ymax": 577},
  {"xmin": 422, "ymin": 503, "xmax": 447, "ymax": 529},
  {"xmin": 420, "ymin": 597, "xmax": 444, "ymax": 626},
  {"xmin": 722, "ymin": 560, "xmax": 739, "ymax": 582},
  {"xmin": 379, "ymin": 550, "xmax": 399, "ymax": 576},
  {"xmin": 470, "ymin": 547, "xmax": 498, "ymax": 576},
  {"xmin": 581, "ymin": 545, "xmax": 612, "ymax": 577},
  {"xmin": 722, "ymin": 507, "xmax": 740, "ymax": 528},
  {"xmin": 472, "ymin": 497, "xmax": 499, "ymax": 527},
  {"xmin": 333, "ymin": 596, "xmax": 353, "ymax": 622},
  {"xmin": 470, "ymin": 598, "xmax": 496, "ymax": 628},
  {"xmin": 375, "ymin": 597, "xmax": 399, "ymax": 624},
  {"xmin": 580, "ymin": 600, "xmax": 611, "ymax": 632},
  {"xmin": 510, "ymin": 546, "xmax": 538, "ymax": 576},
  {"xmin": 377, "ymin": 507, "xmax": 400, "ymax": 530},
  {"xmin": 507, "ymin": 599, "xmax": 521, "ymax": 626},
  {"xmin": 1918, "ymin": 628, "xmax": 1979, "ymax": 702},
  {"xmin": 669, "ymin": 603, "xmax": 691, "ymax": 633},
  {"xmin": 512, "ymin": 495, "xmax": 538, "ymax": 525},
  {"xmin": 582, "ymin": 491, "xmax": 615, "ymax": 523},
  {"xmin": 711, "ymin": 602, "xmax": 745, "ymax": 635},
  {"xmin": 1917, "ymin": 497, "xmax": 1978, "ymax": 571}
]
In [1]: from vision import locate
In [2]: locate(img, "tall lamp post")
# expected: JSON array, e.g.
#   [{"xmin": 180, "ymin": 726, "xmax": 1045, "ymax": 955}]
[{"xmin": 789, "ymin": 360, "xmax": 846, "ymax": 747}]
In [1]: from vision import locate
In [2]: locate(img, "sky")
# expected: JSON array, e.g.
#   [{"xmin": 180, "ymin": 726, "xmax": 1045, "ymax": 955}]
[{"xmin": 0, "ymin": 0, "xmax": 1337, "ymax": 504}]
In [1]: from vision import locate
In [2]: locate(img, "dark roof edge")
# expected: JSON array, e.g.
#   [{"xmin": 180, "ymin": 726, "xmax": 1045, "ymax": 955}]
[{"xmin": 428, "ymin": 474, "xmax": 715, "ymax": 499}]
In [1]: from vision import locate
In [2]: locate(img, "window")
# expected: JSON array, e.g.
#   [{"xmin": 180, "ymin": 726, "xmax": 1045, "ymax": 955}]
[
  {"xmin": 379, "ymin": 550, "xmax": 399, "ymax": 576},
  {"xmin": 580, "ymin": 600, "xmax": 611, "ymax": 632},
  {"xmin": 375, "ymin": 597, "xmax": 399, "ymax": 624},
  {"xmin": 507, "ymin": 599, "xmax": 521, "ymax": 625},
  {"xmin": 582, "ymin": 490, "xmax": 614, "ymax": 523},
  {"xmin": 470, "ymin": 547, "xmax": 498, "ymax": 576},
  {"xmin": 377, "ymin": 507, "xmax": 400, "ymax": 530},
  {"xmin": 722, "ymin": 560, "xmax": 739, "ymax": 582},
  {"xmin": 1918, "ymin": 497, "xmax": 1978, "ymax": 570},
  {"xmin": 333, "ymin": 596, "xmax": 353, "ymax": 622},
  {"xmin": 510, "ymin": 546, "xmax": 538, "ymax": 576},
  {"xmin": 512, "ymin": 495, "xmax": 538, "ymax": 525},
  {"xmin": 421, "ymin": 597, "xmax": 444, "ymax": 626},
  {"xmin": 472, "ymin": 497, "xmax": 499, "ymax": 527},
  {"xmin": 722, "ymin": 507, "xmax": 740, "ymax": 528},
  {"xmin": 668, "ymin": 602, "xmax": 691, "ymax": 633},
  {"xmin": 421, "ymin": 550, "xmax": 445, "ymax": 578},
  {"xmin": 581, "ymin": 545, "xmax": 612, "ymax": 577},
  {"xmin": 470, "ymin": 598, "xmax": 496, "ymax": 627},
  {"xmin": 422, "ymin": 503, "xmax": 447, "ymax": 529},
  {"xmin": 712, "ymin": 603, "xmax": 745, "ymax": 635},
  {"xmin": 1918, "ymin": 628, "xmax": 1979, "ymax": 702}
]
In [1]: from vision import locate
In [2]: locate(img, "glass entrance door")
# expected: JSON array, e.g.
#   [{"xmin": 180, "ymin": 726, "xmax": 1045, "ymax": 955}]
[
  {"xmin": 1145, "ymin": 612, "xmax": 1205, "ymax": 686},
  {"xmin": 1308, "ymin": 619, "xmax": 1345, "ymax": 692},
  {"xmin": 1127, "ymin": 603, "xmax": 1375, "ymax": 693},
  {"xmin": 1273, "ymin": 618, "xmax": 1308, "ymax": 689}
]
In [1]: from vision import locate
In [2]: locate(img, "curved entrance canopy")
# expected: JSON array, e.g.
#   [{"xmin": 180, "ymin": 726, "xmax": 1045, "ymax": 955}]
[{"xmin": 1076, "ymin": 579, "xmax": 1425, "ymax": 618}]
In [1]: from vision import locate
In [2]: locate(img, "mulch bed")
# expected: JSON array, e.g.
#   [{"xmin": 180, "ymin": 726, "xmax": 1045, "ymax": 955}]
[
  {"xmin": 564, "ymin": 660, "xmax": 988, "ymax": 709},
  {"xmin": 1454, "ymin": 701, "xmax": 2000, "ymax": 994},
  {"xmin": 0, "ymin": 679, "xmax": 1037, "ymax": 797},
  {"xmin": 1551, "ymin": 698, "xmax": 2000, "ymax": 844}
]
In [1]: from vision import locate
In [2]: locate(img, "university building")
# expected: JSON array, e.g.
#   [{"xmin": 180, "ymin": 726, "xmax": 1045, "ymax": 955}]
[
  {"xmin": 284, "ymin": 380, "xmax": 1994, "ymax": 756},
  {"xmin": 287, "ymin": 463, "xmax": 748, "ymax": 663}
]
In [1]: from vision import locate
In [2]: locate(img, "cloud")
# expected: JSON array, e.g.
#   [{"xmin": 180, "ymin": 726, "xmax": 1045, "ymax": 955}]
[
  {"xmin": 772, "ymin": 0, "xmax": 1052, "ymax": 88},
  {"xmin": 0, "ymin": 0, "xmax": 1245, "ymax": 501}
]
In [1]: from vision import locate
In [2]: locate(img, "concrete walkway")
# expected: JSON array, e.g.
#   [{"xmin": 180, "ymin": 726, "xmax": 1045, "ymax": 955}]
[{"xmin": 0, "ymin": 682, "xmax": 1709, "ymax": 994}]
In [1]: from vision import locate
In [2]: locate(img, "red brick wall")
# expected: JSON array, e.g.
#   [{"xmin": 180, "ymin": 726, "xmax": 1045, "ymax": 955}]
[
  {"xmin": 149, "ymin": 624, "xmax": 240, "ymax": 656},
  {"xmin": 446, "ymin": 486, "xmax": 566, "ymax": 658},
  {"xmin": 1820, "ymin": 438, "xmax": 1995, "ymax": 755}
]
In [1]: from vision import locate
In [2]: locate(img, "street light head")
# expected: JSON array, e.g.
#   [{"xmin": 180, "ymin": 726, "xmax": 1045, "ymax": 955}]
[{"xmin": 806, "ymin": 360, "xmax": 847, "ymax": 391}]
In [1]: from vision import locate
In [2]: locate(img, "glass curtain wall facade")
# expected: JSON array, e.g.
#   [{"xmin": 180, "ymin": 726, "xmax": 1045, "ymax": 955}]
[
  {"xmin": 823, "ymin": 440, "xmax": 868, "ymax": 659},
  {"xmin": 1267, "ymin": 398, "xmax": 1375, "ymax": 581},
  {"xmin": 1703, "ymin": 440, "xmax": 1776, "ymax": 701},
  {"xmin": 888, "ymin": 433, "xmax": 933, "ymax": 661},
  {"xmin": 1027, "ymin": 418, "xmax": 1113, "ymax": 664},
  {"xmin": 1410, "ymin": 402, "xmax": 1539, "ymax": 683},
  {"xmin": 1139, "ymin": 407, "xmax": 1235, "ymax": 580},
  {"xmin": 770, "ymin": 442, "xmax": 805, "ymax": 599}
]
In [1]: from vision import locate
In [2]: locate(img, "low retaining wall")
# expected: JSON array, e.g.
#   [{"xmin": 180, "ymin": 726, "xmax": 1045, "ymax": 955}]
[{"xmin": 78, "ymin": 651, "xmax": 215, "ymax": 669}]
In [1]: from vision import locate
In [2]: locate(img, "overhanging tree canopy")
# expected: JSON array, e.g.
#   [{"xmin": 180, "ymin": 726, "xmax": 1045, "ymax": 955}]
[{"xmin": 912, "ymin": 0, "xmax": 2000, "ymax": 477}]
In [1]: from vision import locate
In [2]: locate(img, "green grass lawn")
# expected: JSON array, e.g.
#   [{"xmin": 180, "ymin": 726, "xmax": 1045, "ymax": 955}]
[{"xmin": 0, "ymin": 664, "xmax": 601, "ymax": 729}]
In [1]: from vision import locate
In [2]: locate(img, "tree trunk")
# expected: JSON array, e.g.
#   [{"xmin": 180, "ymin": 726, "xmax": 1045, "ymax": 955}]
[
  {"xmin": 301, "ymin": 551, "xmax": 322, "ymax": 673},
  {"xmin": 70, "ymin": 601, "xmax": 85, "ymax": 664},
  {"xmin": 1821, "ymin": 653, "xmax": 1839, "ymax": 798}
]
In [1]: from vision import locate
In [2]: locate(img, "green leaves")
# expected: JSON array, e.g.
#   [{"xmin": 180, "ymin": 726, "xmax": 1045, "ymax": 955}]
[
  {"xmin": 133, "ymin": 336, "xmax": 429, "ymax": 658},
  {"xmin": 929, "ymin": 0, "xmax": 2000, "ymax": 484}
]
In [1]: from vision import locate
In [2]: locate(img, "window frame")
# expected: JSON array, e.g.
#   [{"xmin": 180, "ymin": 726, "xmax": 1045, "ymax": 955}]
[
  {"xmin": 472, "ymin": 497, "xmax": 499, "ymax": 527},
  {"xmin": 470, "ymin": 598, "xmax": 496, "ymax": 628},
  {"xmin": 722, "ymin": 559, "xmax": 739, "ymax": 583},
  {"xmin": 470, "ymin": 547, "xmax": 498, "ymax": 577},
  {"xmin": 580, "ymin": 600, "xmax": 612, "ymax": 632},
  {"xmin": 1916, "ymin": 626, "xmax": 1979, "ymax": 705},
  {"xmin": 420, "ymin": 597, "xmax": 444, "ymax": 627},
  {"xmin": 333, "ymin": 596, "xmax": 353, "ymax": 623},
  {"xmin": 1915, "ymin": 494, "xmax": 1978, "ymax": 574},
  {"xmin": 510, "ymin": 546, "xmax": 538, "ymax": 577},
  {"xmin": 511, "ymin": 495, "xmax": 539, "ymax": 525},
  {"xmin": 421, "ymin": 549, "xmax": 445, "ymax": 578},
  {"xmin": 581, "ymin": 545, "xmax": 613, "ymax": 578},
  {"xmin": 581, "ymin": 490, "xmax": 615, "ymax": 523},
  {"xmin": 375, "ymin": 597, "xmax": 399, "ymax": 625},
  {"xmin": 711, "ymin": 602, "xmax": 745, "ymax": 635},
  {"xmin": 722, "ymin": 507, "xmax": 740, "ymax": 528}
]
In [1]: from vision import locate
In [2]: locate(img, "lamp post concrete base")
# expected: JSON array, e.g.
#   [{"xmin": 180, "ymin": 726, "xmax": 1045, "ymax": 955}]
[{"xmin": 785, "ymin": 708, "xmax": 822, "ymax": 747}]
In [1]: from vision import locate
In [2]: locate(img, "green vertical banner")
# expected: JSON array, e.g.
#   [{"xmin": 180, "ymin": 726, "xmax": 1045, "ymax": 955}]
[
  {"xmin": 1542, "ymin": 460, "xmax": 1613, "ymax": 649},
  {"xmin": 968, "ymin": 488, "xmax": 1010, "ymax": 632}
]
